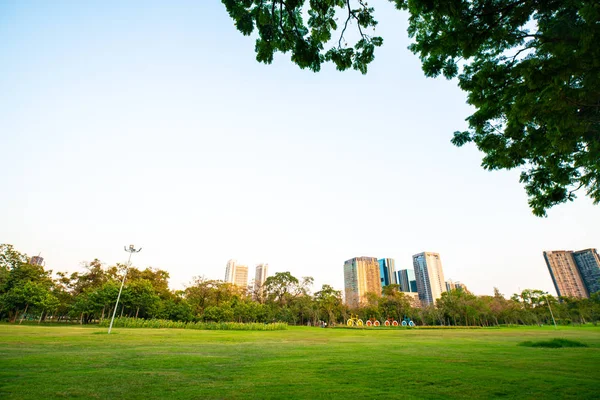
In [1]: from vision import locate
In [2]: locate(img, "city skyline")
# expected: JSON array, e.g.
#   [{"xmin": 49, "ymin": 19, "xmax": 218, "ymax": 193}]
[
  {"xmin": 1, "ymin": 2, "xmax": 599, "ymax": 299},
  {"xmin": 6, "ymin": 245, "xmax": 600, "ymax": 299}
]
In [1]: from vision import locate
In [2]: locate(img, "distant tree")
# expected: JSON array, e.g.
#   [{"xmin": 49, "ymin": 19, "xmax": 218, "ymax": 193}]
[
  {"xmin": 203, "ymin": 303, "xmax": 234, "ymax": 322},
  {"xmin": 360, "ymin": 291, "xmax": 382, "ymax": 321},
  {"xmin": 4, "ymin": 281, "xmax": 48, "ymax": 323},
  {"xmin": 69, "ymin": 259, "xmax": 111, "ymax": 295},
  {"xmin": 157, "ymin": 292, "xmax": 195, "ymax": 322},
  {"xmin": 0, "ymin": 246, "xmax": 54, "ymax": 322},
  {"xmin": 0, "ymin": 244, "xmax": 27, "ymax": 290},
  {"xmin": 126, "ymin": 279, "xmax": 161, "ymax": 319},
  {"xmin": 126, "ymin": 267, "xmax": 172, "ymax": 299},
  {"xmin": 222, "ymin": 1, "xmax": 600, "ymax": 215},
  {"xmin": 263, "ymin": 272, "xmax": 300, "ymax": 306},
  {"xmin": 314, "ymin": 284, "xmax": 343, "ymax": 324},
  {"xmin": 380, "ymin": 284, "xmax": 412, "ymax": 322},
  {"xmin": 37, "ymin": 291, "xmax": 60, "ymax": 323},
  {"xmin": 184, "ymin": 277, "xmax": 220, "ymax": 316}
]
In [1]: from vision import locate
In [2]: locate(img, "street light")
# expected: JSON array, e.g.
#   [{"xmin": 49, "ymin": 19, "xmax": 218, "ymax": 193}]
[
  {"xmin": 544, "ymin": 292, "xmax": 558, "ymax": 330},
  {"xmin": 108, "ymin": 245, "xmax": 142, "ymax": 334}
]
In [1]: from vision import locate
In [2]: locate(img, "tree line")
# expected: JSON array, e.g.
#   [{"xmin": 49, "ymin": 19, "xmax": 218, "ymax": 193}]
[{"xmin": 1, "ymin": 244, "xmax": 599, "ymax": 326}]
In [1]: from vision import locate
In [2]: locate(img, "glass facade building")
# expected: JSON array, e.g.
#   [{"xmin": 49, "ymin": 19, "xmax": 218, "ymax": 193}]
[
  {"xmin": 397, "ymin": 269, "xmax": 417, "ymax": 293},
  {"xmin": 410, "ymin": 280, "xmax": 418, "ymax": 292},
  {"xmin": 378, "ymin": 258, "xmax": 396, "ymax": 287},
  {"xmin": 572, "ymin": 249, "xmax": 600, "ymax": 296},
  {"xmin": 412, "ymin": 252, "xmax": 447, "ymax": 306}
]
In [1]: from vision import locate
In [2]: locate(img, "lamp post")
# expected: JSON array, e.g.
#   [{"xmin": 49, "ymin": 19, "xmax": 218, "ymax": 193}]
[
  {"xmin": 108, "ymin": 245, "xmax": 142, "ymax": 334},
  {"xmin": 544, "ymin": 293, "xmax": 558, "ymax": 330}
]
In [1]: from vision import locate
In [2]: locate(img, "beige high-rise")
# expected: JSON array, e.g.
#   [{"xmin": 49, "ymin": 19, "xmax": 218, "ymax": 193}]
[
  {"xmin": 413, "ymin": 252, "xmax": 446, "ymax": 306},
  {"xmin": 224, "ymin": 259, "xmax": 249, "ymax": 287},
  {"xmin": 543, "ymin": 251, "xmax": 588, "ymax": 298},
  {"xmin": 344, "ymin": 257, "xmax": 381, "ymax": 308}
]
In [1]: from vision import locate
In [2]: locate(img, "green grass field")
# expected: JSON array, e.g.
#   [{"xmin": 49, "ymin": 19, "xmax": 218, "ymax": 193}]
[{"xmin": 1, "ymin": 325, "xmax": 599, "ymax": 399}]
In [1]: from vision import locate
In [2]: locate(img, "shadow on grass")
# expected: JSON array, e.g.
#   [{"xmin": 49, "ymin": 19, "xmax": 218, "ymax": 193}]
[{"xmin": 518, "ymin": 338, "xmax": 588, "ymax": 348}]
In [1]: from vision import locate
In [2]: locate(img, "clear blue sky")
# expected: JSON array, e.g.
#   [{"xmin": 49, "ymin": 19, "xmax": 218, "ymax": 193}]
[{"xmin": 1, "ymin": 0, "xmax": 598, "ymax": 297}]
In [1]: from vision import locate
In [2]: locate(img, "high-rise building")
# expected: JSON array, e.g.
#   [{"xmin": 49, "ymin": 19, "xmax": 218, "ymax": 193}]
[
  {"xmin": 29, "ymin": 254, "xmax": 44, "ymax": 266},
  {"xmin": 378, "ymin": 258, "xmax": 396, "ymax": 287},
  {"xmin": 397, "ymin": 269, "xmax": 417, "ymax": 293},
  {"xmin": 544, "ymin": 251, "xmax": 588, "ymax": 298},
  {"xmin": 344, "ymin": 256, "xmax": 381, "ymax": 307},
  {"xmin": 234, "ymin": 265, "xmax": 249, "ymax": 287},
  {"xmin": 572, "ymin": 249, "xmax": 600, "ymax": 296},
  {"xmin": 409, "ymin": 280, "xmax": 417, "ymax": 293},
  {"xmin": 446, "ymin": 280, "xmax": 468, "ymax": 292},
  {"xmin": 254, "ymin": 263, "xmax": 269, "ymax": 296},
  {"xmin": 225, "ymin": 259, "xmax": 237, "ymax": 282},
  {"xmin": 413, "ymin": 252, "xmax": 447, "ymax": 306},
  {"xmin": 224, "ymin": 259, "xmax": 249, "ymax": 287}
]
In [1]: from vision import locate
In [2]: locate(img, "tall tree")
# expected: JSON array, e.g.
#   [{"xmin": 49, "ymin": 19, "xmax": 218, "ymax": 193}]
[
  {"xmin": 314, "ymin": 284, "xmax": 343, "ymax": 324},
  {"xmin": 222, "ymin": 1, "xmax": 600, "ymax": 216},
  {"xmin": 263, "ymin": 272, "xmax": 301, "ymax": 306},
  {"xmin": 0, "ymin": 246, "xmax": 54, "ymax": 322}
]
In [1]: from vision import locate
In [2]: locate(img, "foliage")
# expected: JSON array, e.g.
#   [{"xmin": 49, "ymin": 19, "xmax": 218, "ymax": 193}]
[
  {"xmin": 518, "ymin": 338, "xmax": 588, "ymax": 348},
  {"xmin": 402, "ymin": 0, "xmax": 600, "ymax": 216},
  {"xmin": 221, "ymin": 0, "xmax": 383, "ymax": 74},
  {"xmin": 97, "ymin": 317, "xmax": 287, "ymax": 331},
  {"xmin": 222, "ymin": 0, "xmax": 600, "ymax": 216},
  {"xmin": 314, "ymin": 284, "xmax": 343, "ymax": 324}
]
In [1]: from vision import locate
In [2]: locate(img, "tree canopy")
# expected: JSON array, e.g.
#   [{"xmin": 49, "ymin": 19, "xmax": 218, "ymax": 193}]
[
  {"xmin": 221, "ymin": 0, "xmax": 600, "ymax": 216},
  {"xmin": 2, "ymin": 244, "xmax": 600, "ymax": 326}
]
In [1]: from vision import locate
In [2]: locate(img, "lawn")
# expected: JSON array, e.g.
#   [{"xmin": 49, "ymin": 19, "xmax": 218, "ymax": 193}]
[{"xmin": 0, "ymin": 324, "xmax": 598, "ymax": 399}]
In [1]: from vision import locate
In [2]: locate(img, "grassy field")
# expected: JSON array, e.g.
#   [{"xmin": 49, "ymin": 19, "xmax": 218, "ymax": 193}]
[{"xmin": 1, "ymin": 325, "xmax": 599, "ymax": 399}]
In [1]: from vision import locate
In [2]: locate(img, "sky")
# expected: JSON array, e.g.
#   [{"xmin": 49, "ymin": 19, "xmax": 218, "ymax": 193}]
[{"xmin": 1, "ymin": 1, "xmax": 598, "ymax": 297}]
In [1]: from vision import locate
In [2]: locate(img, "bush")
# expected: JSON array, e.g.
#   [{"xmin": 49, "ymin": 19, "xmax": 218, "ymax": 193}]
[
  {"xmin": 98, "ymin": 317, "xmax": 287, "ymax": 331},
  {"xmin": 518, "ymin": 338, "xmax": 588, "ymax": 348}
]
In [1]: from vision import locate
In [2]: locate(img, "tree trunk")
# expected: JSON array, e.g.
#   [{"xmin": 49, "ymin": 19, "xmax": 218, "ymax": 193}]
[
  {"xmin": 19, "ymin": 304, "xmax": 29, "ymax": 325},
  {"xmin": 101, "ymin": 306, "xmax": 105, "ymax": 321},
  {"xmin": 80, "ymin": 312, "xmax": 84, "ymax": 325},
  {"xmin": 38, "ymin": 310, "xmax": 44, "ymax": 324},
  {"xmin": 135, "ymin": 307, "xmax": 140, "ymax": 319}
]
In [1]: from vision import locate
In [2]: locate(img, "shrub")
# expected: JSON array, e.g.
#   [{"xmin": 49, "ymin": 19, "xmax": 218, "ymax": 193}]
[
  {"xmin": 518, "ymin": 338, "xmax": 588, "ymax": 348},
  {"xmin": 98, "ymin": 317, "xmax": 287, "ymax": 331}
]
